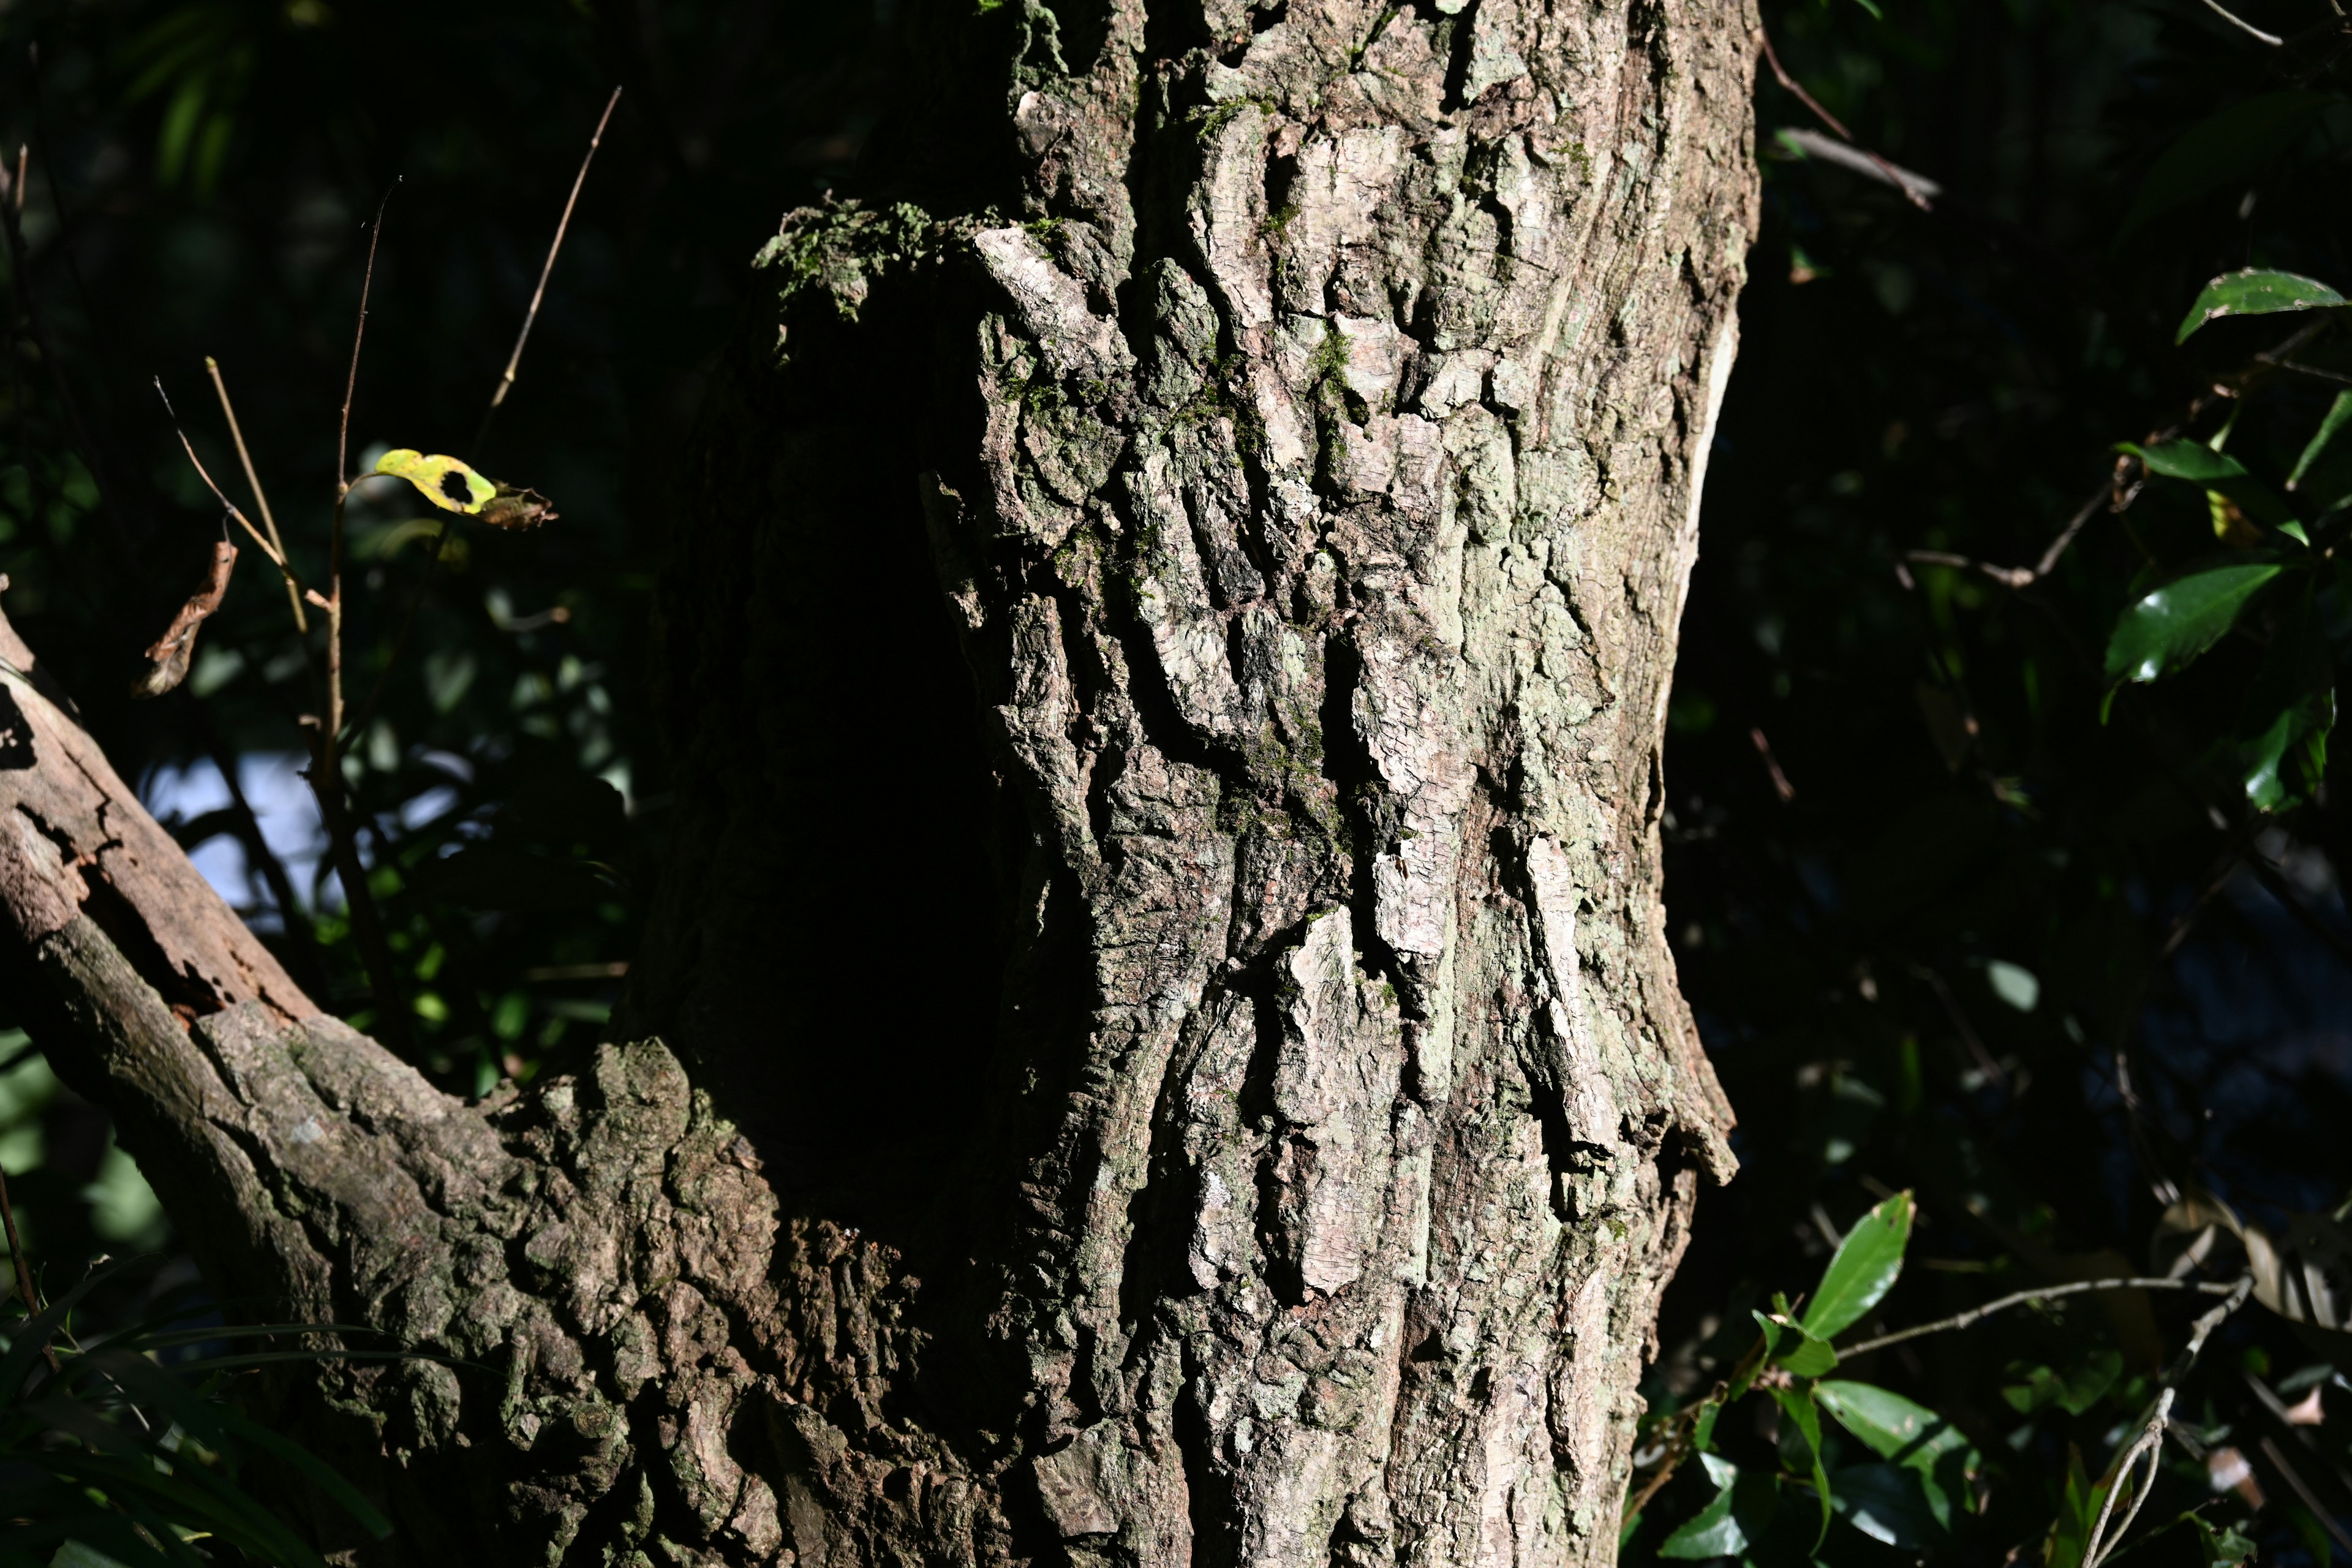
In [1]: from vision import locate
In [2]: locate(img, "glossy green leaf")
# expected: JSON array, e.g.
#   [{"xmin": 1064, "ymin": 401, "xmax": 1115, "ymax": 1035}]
[
  {"xmin": 1755, "ymin": 1310, "xmax": 1839, "ymax": 1377},
  {"xmin": 2132, "ymin": 438, "xmax": 2253, "ymax": 485},
  {"xmin": 2242, "ymin": 693, "xmax": 2334, "ymax": 811},
  {"xmin": 2290, "ymin": 391, "xmax": 2352, "ymax": 491},
  {"xmin": 1829, "ymin": 1463, "xmax": 1945, "ymax": 1548},
  {"xmin": 1817, "ymin": 1380, "xmax": 1977, "ymax": 1529},
  {"xmin": 2103, "ymin": 562, "xmax": 2283, "ymax": 683},
  {"xmin": 1803, "ymin": 1191, "xmax": 1912, "ymax": 1341},
  {"xmin": 1815, "ymin": 1381, "xmax": 1969, "ymax": 1466},
  {"xmin": 2236, "ymin": 586, "xmax": 2335, "ymax": 811},
  {"xmin": 1659, "ymin": 1453, "xmax": 1749, "ymax": 1559},
  {"xmin": 2121, "ymin": 439, "xmax": 2299, "ymax": 528},
  {"xmin": 2177, "ymin": 268, "xmax": 2346, "ymax": 343},
  {"xmin": 2119, "ymin": 92, "xmax": 2332, "ymax": 241}
]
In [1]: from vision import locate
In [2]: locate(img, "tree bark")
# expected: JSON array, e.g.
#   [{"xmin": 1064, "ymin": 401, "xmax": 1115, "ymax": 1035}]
[{"xmin": 0, "ymin": 0, "xmax": 1752, "ymax": 1562}]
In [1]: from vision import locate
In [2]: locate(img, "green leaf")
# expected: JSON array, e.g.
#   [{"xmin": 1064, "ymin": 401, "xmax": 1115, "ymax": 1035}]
[
  {"xmin": 1754, "ymin": 1310, "xmax": 1839, "ymax": 1378},
  {"xmin": 1769, "ymin": 1384, "xmax": 1834, "ymax": 1548},
  {"xmin": 2119, "ymin": 92, "xmax": 2332, "ymax": 241},
  {"xmin": 1829, "ymin": 1463, "xmax": 1946, "ymax": 1548},
  {"xmin": 2291, "ymin": 391, "xmax": 2352, "ymax": 491},
  {"xmin": 2242, "ymin": 693, "xmax": 2334, "ymax": 811},
  {"xmin": 2237, "ymin": 584, "xmax": 2335, "ymax": 811},
  {"xmin": 1815, "ymin": 1381, "xmax": 1969, "ymax": 1466},
  {"xmin": 1691, "ymin": 1395, "xmax": 1723, "ymax": 1453},
  {"xmin": 1659, "ymin": 1453, "xmax": 1749, "ymax": 1559},
  {"xmin": 2177, "ymin": 268, "xmax": 2346, "ymax": 344},
  {"xmin": 1999, "ymin": 1348, "xmax": 2122, "ymax": 1416},
  {"xmin": 1816, "ymin": 1380, "xmax": 1977, "ymax": 1529},
  {"xmin": 2043, "ymin": 1445, "xmax": 2103, "ymax": 1568},
  {"xmin": 2122, "ymin": 439, "xmax": 2299, "ymax": 528},
  {"xmin": 2191, "ymin": 1512, "xmax": 2258, "ymax": 1568},
  {"xmin": 2103, "ymin": 562, "xmax": 2283, "ymax": 683},
  {"xmin": 1803, "ymin": 1192, "xmax": 1912, "ymax": 1341}
]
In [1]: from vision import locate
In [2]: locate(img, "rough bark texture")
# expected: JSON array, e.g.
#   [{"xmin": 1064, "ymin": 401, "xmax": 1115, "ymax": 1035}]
[{"xmin": 0, "ymin": 0, "xmax": 1752, "ymax": 1563}]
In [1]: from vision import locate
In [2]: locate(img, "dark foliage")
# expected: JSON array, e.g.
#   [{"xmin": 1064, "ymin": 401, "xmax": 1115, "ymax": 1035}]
[{"xmin": 1643, "ymin": 0, "xmax": 2352, "ymax": 1560}]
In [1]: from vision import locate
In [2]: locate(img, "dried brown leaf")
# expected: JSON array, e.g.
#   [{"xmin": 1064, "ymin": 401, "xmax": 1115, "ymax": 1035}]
[{"xmin": 130, "ymin": 541, "xmax": 236, "ymax": 699}]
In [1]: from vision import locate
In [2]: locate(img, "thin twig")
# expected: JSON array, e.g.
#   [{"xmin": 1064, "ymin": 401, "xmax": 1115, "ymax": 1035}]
[
  {"xmin": 1904, "ymin": 549, "xmax": 2036, "ymax": 590},
  {"xmin": 1839, "ymin": 1276, "xmax": 2238, "ymax": 1359},
  {"xmin": 0, "ymin": 1158, "xmax": 40, "ymax": 1315},
  {"xmin": 2195, "ymin": 0, "xmax": 2285, "ymax": 45},
  {"xmin": 2258, "ymin": 1437, "xmax": 2352, "ymax": 1552},
  {"xmin": 2244, "ymin": 1368, "xmax": 2352, "ymax": 1510},
  {"xmin": 2081, "ymin": 1276, "xmax": 2253, "ymax": 1568},
  {"xmin": 205, "ymin": 357, "xmax": 303, "ymax": 631},
  {"xmin": 476, "ymin": 84, "xmax": 621, "ymax": 451},
  {"xmin": 1779, "ymin": 128, "xmax": 1942, "ymax": 205},
  {"xmin": 314, "ymin": 183, "xmax": 409, "ymax": 1052},
  {"xmin": 2033, "ymin": 484, "xmax": 2114, "ymax": 579},
  {"xmin": 1899, "ymin": 484, "xmax": 2110, "ymax": 592},
  {"xmin": 1750, "ymin": 726, "xmax": 1796, "ymax": 802},
  {"xmin": 2242, "ymin": 853, "xmax": 2352, "ymax": 978},
  {"xmin": 1757, "ymin": 23, "xmax": 1932, "ymax": 211},
  {"xmin": 153, "ymin": 380, "xmax": 291, "ymax": 572},
  {"xmin": 350, "ymin": 89, "xmax": 620, "ymax": 742}
]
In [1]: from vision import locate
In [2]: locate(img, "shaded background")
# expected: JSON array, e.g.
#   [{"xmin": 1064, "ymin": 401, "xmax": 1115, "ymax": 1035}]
[{"xmin": 0, "ymin": 0, "xmax": 2345, "ymax": 1559}]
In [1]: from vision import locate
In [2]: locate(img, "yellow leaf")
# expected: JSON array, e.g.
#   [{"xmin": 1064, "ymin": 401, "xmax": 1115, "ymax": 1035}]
[{"xmin": 374, "ymin": 449, "xmax": 496, "ymax": 514}]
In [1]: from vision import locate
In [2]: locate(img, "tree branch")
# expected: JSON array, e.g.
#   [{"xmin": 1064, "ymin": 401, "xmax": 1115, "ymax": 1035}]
[{"xmin": 1838, "ymin": 1276, "xmax": 2239, "ymax": 1359}]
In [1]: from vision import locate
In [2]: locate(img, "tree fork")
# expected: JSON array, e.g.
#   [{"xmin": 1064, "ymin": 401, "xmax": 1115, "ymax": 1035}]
[{"xmin": 0, "ymin": 0, "xmax": 1754, "ymax": 1561}]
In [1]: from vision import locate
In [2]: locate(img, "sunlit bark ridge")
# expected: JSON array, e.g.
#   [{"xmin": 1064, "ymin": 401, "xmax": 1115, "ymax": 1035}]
[{"xmin": 0, "ymin": 0, "xmax": 1753, "ymax": 1561}]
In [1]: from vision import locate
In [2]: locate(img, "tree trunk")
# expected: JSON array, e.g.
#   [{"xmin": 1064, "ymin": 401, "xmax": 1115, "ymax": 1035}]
[{"xmin": 0, "ymin": 0, "xmax": 1752, "ymax": 1562}]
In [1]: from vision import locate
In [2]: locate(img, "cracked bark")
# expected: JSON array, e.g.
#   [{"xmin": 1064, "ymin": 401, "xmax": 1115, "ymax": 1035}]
[{"xmin": 0, "ymin": 0, "xmax": 1752, "ymax": 1561}]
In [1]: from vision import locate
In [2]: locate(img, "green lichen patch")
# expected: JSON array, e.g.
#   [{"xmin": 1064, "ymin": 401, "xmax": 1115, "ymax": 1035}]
[{"xmin": 753, "ymin": 199, "xmax": 969, "ymax": 351}]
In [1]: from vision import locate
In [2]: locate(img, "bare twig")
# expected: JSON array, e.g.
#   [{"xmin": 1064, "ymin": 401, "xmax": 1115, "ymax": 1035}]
[
  {"xmin": 351, "ymin": 89, "xmax": 620, "ymax": 742},
  {"xmin": 2244, "ymin": 1369, "xmax": 2352, "ymax": 1509},
  {"xmin": 2081, "ymin": 1276, "xmax": 2253, "ymax": 1568},
  {"xmin": 1898, "ymin": 484, "xmax": 2113, "ymax": 593},
  {"xmin": 2243, "ymin": 853, "xmax": 2352, "ymax": 978},
  {"xmin": 2195, "ymin": 0, "xmax": 2285, "ymax": 45},
  {"xmin": 153, "ymin": 380, "xmax": 295, "ymax": 573},
  {"xmin": 1750, "ymin": 726, "xmax": 1796, "ymax": 802},
  {"xmin": 0, "ymin": 1156, "xmax": 40, "ymax": 1316},
  {"xmin": 2034, "ymin": 484, "xmax": 2114, "ymax": 579},
  {"xmin": 1779, "ymin": 128, "xmax": 1942, "ymax": 205},
  {"xmin": 205, "ymin": 357, "xmax": 304, "ymax": 631},
  {"xmin": 314, "ymin": 183, "xmax": 409, "ymax": 1052},
  {"xmin": 1757, "ymin": 23, "xmax": 1932, "ymax": 211},
  {"xmin": 1904, "ymin": 549, "xmax": 2037, "ymax": 590},
  {"xmin": 477, "ymin": 85, "xmax": 621, "ymax": 451},
  {"xmin": 152, "ymin": 390, "xmax": 273, "ymax": 560},
  {"xmin": 1839, "ymin": 1276, "xmax": 2238, "ymax": 1359},
  {"xmin": 2258, "ymin": 1436, "xmax": 2352, "ymax": 1552}
]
